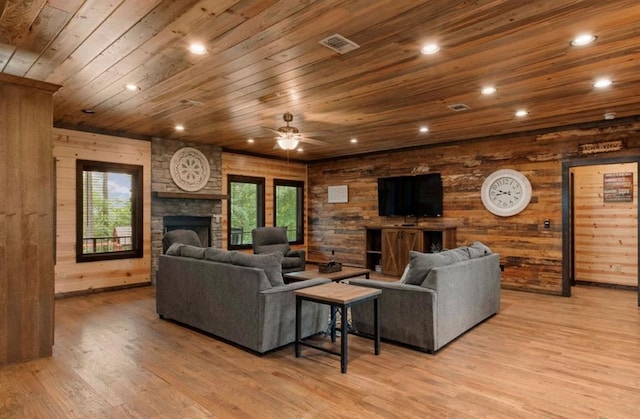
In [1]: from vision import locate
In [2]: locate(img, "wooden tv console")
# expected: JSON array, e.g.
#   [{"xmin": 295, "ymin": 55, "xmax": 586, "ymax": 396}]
[{"xmin": 364, "ymin": 225, "xmax": 457, "ymax": 276}]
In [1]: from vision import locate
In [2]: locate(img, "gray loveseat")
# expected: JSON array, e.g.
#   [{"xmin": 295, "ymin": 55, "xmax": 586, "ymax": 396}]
[
  {"xmin": 157, "ymin": 243, "xmax": 330, "ymax": 354},
  {"xmin": 350, "ymin": 243, "xmax": 501, "ymax": 353}
]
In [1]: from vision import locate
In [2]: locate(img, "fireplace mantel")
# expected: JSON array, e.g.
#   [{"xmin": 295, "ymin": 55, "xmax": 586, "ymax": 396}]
[{"xmin": 153, "ymin": 191, "xmax": 227, "ymax": 200}]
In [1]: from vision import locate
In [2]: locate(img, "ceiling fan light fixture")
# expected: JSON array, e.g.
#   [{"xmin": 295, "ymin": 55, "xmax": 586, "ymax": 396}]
[{"xmin": 277, "ymin": 137, "xmax": 299, "ymax": 150}]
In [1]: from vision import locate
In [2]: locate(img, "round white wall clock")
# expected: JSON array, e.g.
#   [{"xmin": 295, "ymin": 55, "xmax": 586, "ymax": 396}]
[
  {"xmin": 169, "ymin": 147, "xmax": 210, "ymax": 192},
  {"xmin": 481, "ymin": 169, "xmax": 532, "ymax": 217}
]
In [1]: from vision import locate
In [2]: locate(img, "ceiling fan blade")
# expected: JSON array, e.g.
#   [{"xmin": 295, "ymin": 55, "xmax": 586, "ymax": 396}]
[
  {"xmin": 298, "ymin": 136, "xmax": 328, "ymax": 145},
  {"xmin": 261, "ymin": 127, "xmax": 283, "ymax": 135}
]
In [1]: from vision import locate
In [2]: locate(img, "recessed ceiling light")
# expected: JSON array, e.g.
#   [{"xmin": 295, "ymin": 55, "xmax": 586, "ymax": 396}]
[
  {"xmin": 175, "ymin": 124, "xmax": 185, "ymax": 131},
  {"xmin": 247, "ymin": 138, "xmax": 255, "ymax": 144},
  {"xmin": 188, "ymin": 43, "xmax": 207, "ymax": 55},
  {"xmin": 419, "ymin": 126, "xmax": 429, "ymax": 133},
  {"xmin": 297, "ymin": 148, "xmax": 303, "ymax": 152},
  {"xmin": 593, "ymin": 78, "xmax": 612, "ymax": 88},
  {"xmin": 420, "ymin": 43, "xmax": 440, "ymax": 55},
  {"xmin": 126, "ymin": 83, "xmax": 139, "ymax": 91},
  {"xmin": 571, "ymin": 34, "xmax": 596, "ymax": 46},
  {"xmin": 515, "ymin": 110, "xmax": 528, "ymax": 117},
  {"xmin": 481, "ymin": 86, "xmax": 497, "ymax": 95},
  {"xmin": 350, "ymin": 138, "xmax": 358, "ymax": 143},
  {"xmin": 81, "ymin": 108, "xmax": 95, "ymax": 114}
]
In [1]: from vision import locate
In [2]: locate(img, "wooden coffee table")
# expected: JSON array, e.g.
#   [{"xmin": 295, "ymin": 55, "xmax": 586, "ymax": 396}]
[
  {"xmin": 294, "ymin": 282, "xmax": 381, "ymax": 373},
  {"xmin": 284, "ymin": 266, "xmax": 370, "ymax": 283}
]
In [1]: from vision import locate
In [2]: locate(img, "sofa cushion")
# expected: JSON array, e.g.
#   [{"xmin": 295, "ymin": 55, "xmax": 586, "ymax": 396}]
[
  {"xmin": 204, "ymin": 247, "xmax": 236, "ymax": 263},
  {"xmin": 230, "ymin": 252, "xmax": 285, "ymax": 287},
  {"xmin": 469, "ymin": 241, "xmax": 492, "ymax": 258},
  {"xmin": 442, "ymin": 247, "xmax": 470, "ymax": 263},
  {"xmin": 166, "ymin": 242, "xmax": 183, "ymax": 256},
  {"xmin": 180, "ymin": 244, "xmax": 206, "ymax": 259},
  {"xmin": 256, "ymin": 243, "xmax": 290, "ymax": 255}
]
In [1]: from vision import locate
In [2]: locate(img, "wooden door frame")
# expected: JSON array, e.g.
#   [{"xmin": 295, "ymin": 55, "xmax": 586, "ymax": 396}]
[{"xmin": 562, "ymin": 155, "xmax": 640, "ymax": 306}]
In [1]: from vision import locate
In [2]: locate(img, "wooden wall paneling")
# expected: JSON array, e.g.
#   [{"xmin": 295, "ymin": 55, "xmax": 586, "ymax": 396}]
[
  {"xmin": 308, "ymin": 122, "xmax": 640, "ymax": 295},
  {"xmin": 221, "ymin": 152, "xmax": 306, "ymax": 252},
  {"xmin": 52, "ymin": 128, "xmax": 152, "ymax": 294},
  {"xmin": 0, "ymin": 73, "xmax": 60, "ymax": 365},
  {"xmin": 572, "ymin": 163, "xmax": 637, "ymax": 287}
]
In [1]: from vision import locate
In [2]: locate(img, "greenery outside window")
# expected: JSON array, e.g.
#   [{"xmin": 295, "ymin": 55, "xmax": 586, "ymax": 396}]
[
  {"xmin": 228, "ymin": 175, "xmax": 265, "ymax": 249},
  {"xmin": 274, "ymin": 179, "xmax": 304, "ymax": 244},
  {"xmin": 76, "ymin": 160, "xmax": 143, "ymax": 263}
]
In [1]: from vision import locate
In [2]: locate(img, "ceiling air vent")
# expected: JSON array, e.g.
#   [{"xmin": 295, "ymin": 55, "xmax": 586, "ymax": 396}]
[
  {"xmin": 319, "ymin": 34, "xmax": 360, "ymax": 54},
  {"xmin": 448, "ymin": 103, "xmax": 471, "ymax": 112}
]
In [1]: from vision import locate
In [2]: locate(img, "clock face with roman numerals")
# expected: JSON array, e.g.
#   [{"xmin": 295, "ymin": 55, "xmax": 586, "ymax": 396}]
[{"xmin": 481, "ymin": 169, "xmax": 532, "ymax": 216}]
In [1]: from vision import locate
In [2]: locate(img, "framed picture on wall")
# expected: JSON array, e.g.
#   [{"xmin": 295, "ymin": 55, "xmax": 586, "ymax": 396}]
[{"xmin": 603, "ymin": 172, "xmax": 633, "ymax": 203}]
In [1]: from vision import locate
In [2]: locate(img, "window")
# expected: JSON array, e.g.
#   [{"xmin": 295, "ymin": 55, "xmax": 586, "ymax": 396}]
[
  {"xmin": 228, "ymin": 175, "xmax": 265, "ymax": 249},
  {"xmin": 274, "ymin": 179, "xmax": 304, "ymax": 244},
  {"xmin": 76, "ymin": 160, "xmax": 143, "ymax": 263}
]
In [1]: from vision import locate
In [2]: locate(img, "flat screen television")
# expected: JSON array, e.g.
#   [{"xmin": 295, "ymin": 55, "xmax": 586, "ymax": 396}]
[{"xmin": 377, "ymin": 173, "xmax": 443, "ymax": 217}]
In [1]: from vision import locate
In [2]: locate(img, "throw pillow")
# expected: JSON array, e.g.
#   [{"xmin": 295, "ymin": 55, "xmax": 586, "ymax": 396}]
[
  {"xmin": 403, "ymin": 251, "xmax": 451, "ymax": 285},
  {"xmin": 398, "ymin": 264, "xmax": 411, "ymax": 284},
  {"xmin": 230, "ymin": 252, "xmax": 284, "ymax": 287}
]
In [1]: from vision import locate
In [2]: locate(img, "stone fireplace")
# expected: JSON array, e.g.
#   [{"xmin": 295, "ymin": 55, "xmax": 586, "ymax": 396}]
[{"xmin": 151, "ymin": 138, "xmax": 224, "ymax": 282}]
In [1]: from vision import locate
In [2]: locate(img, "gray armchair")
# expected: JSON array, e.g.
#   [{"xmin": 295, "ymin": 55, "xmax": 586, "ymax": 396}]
[{"xmin": 251, "ymin": 227, "xmax": 305, "ymax": 273}]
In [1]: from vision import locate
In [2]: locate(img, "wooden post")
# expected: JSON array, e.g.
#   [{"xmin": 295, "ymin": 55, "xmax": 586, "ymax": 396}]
[{"xmin": 0, "ymin": 74, "xmax": 60, "ymax": 365}]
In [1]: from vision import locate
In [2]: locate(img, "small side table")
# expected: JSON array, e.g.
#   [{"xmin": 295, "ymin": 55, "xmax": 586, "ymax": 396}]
[{"xmin": 294, "ymin": 283, "xmax": 381, "ymax": 373}]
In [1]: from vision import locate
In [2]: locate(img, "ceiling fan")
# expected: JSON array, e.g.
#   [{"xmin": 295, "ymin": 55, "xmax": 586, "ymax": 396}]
[{"xmin": 263, "ymin": 112, "xmax": 328, "ymax": 150}]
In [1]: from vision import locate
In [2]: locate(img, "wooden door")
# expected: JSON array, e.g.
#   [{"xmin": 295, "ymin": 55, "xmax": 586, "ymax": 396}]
[
  {"xmin": 382, "ymin": 228, "xmax": 424, "ymax": 276},
  {"xmin": 398, "ymin": 229, "xmax": 423, "ymax": 270},
  {"xmin": 381, "ymin": 229, "xmax": 402, "ymax": 275}
]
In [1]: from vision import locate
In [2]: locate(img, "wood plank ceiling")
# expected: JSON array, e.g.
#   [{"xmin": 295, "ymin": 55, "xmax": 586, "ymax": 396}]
[{"xmin": 1, "ymin": 0, "xmax": 639, "ymax": 161}]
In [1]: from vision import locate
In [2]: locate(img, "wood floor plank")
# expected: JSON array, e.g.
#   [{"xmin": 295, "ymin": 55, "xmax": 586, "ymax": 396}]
[{"xmin": 1, "ymin": 285, "xmax": 639, "ymax": 417}]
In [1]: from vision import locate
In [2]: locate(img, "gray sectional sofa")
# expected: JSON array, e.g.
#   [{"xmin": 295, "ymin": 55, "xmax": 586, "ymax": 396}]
[
  {"xmin": 156, "ymin": 243, "xmax": 330, "ymax": 354},
  {"xmin": 350, "ymin": 243, "xmax": 501, "ymax": 353}
]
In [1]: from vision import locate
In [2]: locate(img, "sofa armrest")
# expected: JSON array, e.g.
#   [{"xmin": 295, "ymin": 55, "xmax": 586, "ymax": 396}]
[
  {"xmin": 349, "ymin": 278, "xmax": 437, "ymax": 352},
  {"xmin": 423, "ymin": 253, "xmax": 501, "ymax": 350},
  {"xmin": 286, "ymin": 249, "xmax": 305, "ymax": 257}
]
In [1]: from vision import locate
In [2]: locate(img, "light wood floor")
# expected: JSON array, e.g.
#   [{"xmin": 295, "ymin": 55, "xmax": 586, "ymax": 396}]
[{"xmin": 1, "ymin": 285, "xmax": 639, "ymax": 418}]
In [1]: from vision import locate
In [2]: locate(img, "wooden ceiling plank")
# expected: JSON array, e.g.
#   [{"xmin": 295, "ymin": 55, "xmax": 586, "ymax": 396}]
[
  {"xmin": 3, "ymin": 5, "xmax": 71, "ymax": 77},
  {"xmin": 46, "ymin": 0, "xmax": 164, "ymax": 85},
  {"xmin": 26, "ymin": 0, "xmax": 121, "ymax": 81},
  {"xmin": 52, "ymin": 0, "xmax": 249, "ymax": 117},
  {"xmin": 0, "ymin": 0, "xmax": 47, "ymax": 45}
]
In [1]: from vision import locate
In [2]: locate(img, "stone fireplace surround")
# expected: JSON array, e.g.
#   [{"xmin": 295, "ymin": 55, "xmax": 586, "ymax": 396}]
[{"xmin": 151, "ymin": 138, "xmax": 223, "ymax": 282}]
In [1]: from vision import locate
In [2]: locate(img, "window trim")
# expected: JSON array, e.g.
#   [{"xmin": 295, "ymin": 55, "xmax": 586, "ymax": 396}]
[
  {"xmin": 227, "ymin": 175, "xmax": 265, "ymax": 250},
  {"xmin": 273, "ymin": 179, "xmax": 304, "ymax": 244},
  {"xmin": 75, "ymin": 160, "xmax": 143, "ymax": 263}
]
